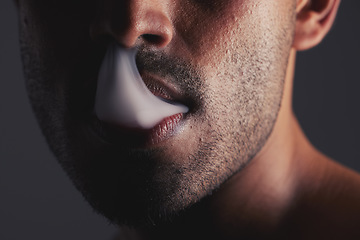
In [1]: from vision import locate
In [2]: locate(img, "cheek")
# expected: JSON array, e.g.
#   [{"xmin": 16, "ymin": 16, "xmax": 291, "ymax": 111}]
[
  {"xmin": 20, "ymin": 0, "xmax": 97, "ymax": 67},
  {"xmin": 172, "ymin": 0, "xmax": 294, "ymax": 68},
  {"xmin": 172, "ymin": 0, "xmax": 250, "ymax": 65},
  {"xmin": 184, "ymin": 0, "xmax": 295, "ymax": 126},
  {"xmin": 20, "ymin": 0, "xmax": 107, "ymax": 116}
]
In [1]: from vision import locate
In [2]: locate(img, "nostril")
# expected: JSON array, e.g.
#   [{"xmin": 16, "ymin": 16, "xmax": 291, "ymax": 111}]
[
  {"xmin": 91, "ymin": 4, "xmax": 173, "ymax": 49},
  {"xmin": 141, "ymin": 34, "xmax": 165, "ymax": 46}
]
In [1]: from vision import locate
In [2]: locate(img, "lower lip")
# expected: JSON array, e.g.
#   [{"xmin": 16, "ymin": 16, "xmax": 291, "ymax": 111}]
[
  {"xmin": 93, "ymin": 113, "xmax": 185, "ymax": 147},
  {"xmin": 148, "ymin": 113, "xmax": 184, "ymax": 145}
]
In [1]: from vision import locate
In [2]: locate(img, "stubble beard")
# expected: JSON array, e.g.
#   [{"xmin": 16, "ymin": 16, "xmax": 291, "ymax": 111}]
[{"xmin": 19, "ymin": 5, "xmax": 295, "ymax": 228}]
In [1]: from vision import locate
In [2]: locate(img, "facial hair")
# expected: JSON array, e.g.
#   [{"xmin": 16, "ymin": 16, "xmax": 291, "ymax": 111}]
[{"xmin": 19, "ymin": 2, "xmax": 295, "ymax": 227}]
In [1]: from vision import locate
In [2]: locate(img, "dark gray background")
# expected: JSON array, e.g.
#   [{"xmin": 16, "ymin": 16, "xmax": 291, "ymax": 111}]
[{"xmin": 1, "ymin": 1, "xmax": 359, "ymax": 240}]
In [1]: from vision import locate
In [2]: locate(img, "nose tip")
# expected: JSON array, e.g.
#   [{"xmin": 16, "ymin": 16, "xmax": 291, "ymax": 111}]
[
  {"xmin": 90, "ymin": 1, "xmax": 173, "ymax": 49},
  {"xmin": 120, "ymin": 12, "xmax": 173, "ymax": 48},
  {"xmin": 119, "ymin": 11, "xmax": 173, "ymax": 48}
]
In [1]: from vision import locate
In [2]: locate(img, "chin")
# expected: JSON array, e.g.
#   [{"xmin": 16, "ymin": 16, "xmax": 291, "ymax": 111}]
[{"xmin": 55, "ymin": 131, "xmax": 203, "ymax": 227}]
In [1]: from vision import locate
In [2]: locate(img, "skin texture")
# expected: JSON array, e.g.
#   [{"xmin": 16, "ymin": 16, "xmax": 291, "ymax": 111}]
[
  {"xmin": 16, "ymin": 0, "xmax": 360, "ymax": 239},
  {"xmin": 19, "ymin": 0, "xmax": 294, "ymax": 225}
]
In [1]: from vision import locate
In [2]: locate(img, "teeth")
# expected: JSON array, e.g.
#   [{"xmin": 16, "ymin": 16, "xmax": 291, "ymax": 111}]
[{"xmin": 94, "ymin": 43, "xmax": 188, "ymax": 129}]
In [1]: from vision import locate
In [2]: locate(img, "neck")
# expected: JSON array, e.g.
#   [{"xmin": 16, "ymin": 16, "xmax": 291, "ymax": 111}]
[
  {"xmin": 191, "ymin": 49, "xmax": 314, "ymax": 239},
  {"xmin": 123, "ymin": 49, "xmax": 320, "ymax": 239}
]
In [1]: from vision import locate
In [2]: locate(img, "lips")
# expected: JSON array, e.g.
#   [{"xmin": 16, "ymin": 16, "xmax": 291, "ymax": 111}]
[
  {"xmin": 91, "ymin": 73, "xmax": 189, "ymax": 147},
  {"xmin": 149, "ymin": 112, "xmax": 184, "ymax": 145},
  {"xmin": 141, "ymin": 72, "xmax": 187, "ymax": 105},
  {"xmin": 91, "ymin": 112, "xmax": 186, "ymax": 147}
]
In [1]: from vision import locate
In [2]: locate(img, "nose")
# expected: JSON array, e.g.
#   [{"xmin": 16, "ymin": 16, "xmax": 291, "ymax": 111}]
[{"xmin": 91, "ymin": 0, "xmax": 173, "ymax": 49}]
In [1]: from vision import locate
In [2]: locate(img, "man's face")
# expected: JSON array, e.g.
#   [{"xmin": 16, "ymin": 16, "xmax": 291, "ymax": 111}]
[{"xmin": 19, "ymin": 0, "xmax": 295, "ymax": 226}]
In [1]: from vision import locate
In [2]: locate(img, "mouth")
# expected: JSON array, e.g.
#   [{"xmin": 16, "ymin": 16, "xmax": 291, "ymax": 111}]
[{"xmin": 91, "ymin": 73, "xmax": 191, "ymax": 147}]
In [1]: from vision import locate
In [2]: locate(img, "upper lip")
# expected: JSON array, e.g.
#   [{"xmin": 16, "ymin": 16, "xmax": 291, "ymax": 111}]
[{"xmin": 140, "ymin": 71, "xmax": 189, "ymax": 106}]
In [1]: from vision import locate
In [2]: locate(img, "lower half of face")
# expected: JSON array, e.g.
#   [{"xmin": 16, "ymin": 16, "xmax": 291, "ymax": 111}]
[{"xmin": 20, "ymin": 0, "xmax": 295, "ymax": 227}]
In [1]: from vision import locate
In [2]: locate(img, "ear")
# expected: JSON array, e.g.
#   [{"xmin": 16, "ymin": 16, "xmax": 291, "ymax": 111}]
[{"xmin": 293, "ymin": 0, "xmax": 341, "ymax": 51}]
